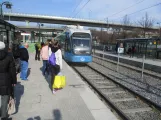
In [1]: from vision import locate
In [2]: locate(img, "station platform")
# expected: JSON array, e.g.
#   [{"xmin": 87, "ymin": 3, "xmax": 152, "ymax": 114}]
[
  {"xmin": 11, "ymin": 53, "xmax": 118, "ymax": 120},
  {"xmin": 94, "ymin": 50, "xmax": 161, "ymax": 73}
]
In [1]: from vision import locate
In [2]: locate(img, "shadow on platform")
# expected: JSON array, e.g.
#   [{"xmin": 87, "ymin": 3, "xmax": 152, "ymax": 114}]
[
  {"xmin": 27, "ymin": 116, "xmax": 41, "ymax": 120},
  {"xmin": 69, "ymin": 84, "xmax": 85, "ymax": 88},
  {"xmin": 26, "ymin": 109, "xmax": 62, "ymax": 120},
  {"xmin": 40, "ymin": 67, "xmax": 52, "ymax": 93},
  {"xmin": 14, "ymin": 82, "xmax": 24, "ymax": 114},
  {"xmin": 53, "ymin": 109, "xmax": 62, "ymax": 120},
  {"xmin": 27, "ymin": 68, "xmax": 31, "ymax": 78}
]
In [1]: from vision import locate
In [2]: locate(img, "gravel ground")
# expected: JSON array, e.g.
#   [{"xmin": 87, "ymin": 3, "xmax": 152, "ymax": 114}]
[
  {"xmin": 106, "ymin": 92, "xmax": 133, "ymax": 99},
  {"xmin": 74, "ymin": 65, "xmax": 161, "ymax": 120},
  {"xmin": 93, "ymin": 57, "xmax": 161, "ymax": 89},
  {"xmin": 99, "ymin": 88, "xmax": 125, "ymax": 93},
  {"xmin": 88, "ymin": 62, "xmax": 161, "ymax": 106},
  {"xmin": 90, "ymin": 61, "xmax": 161, "ymax": 96},
  {"xmin": 114, "ymin": 100, "xmax": 149, "ymax": 110},
  {"xmin": 127, "ymin": 111, "xmax": 161, "ymax": 120}
]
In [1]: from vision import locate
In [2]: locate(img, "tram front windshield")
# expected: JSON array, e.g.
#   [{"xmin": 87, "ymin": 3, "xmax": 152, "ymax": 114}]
[
  {"xmin": 71, "ymin": 33, "xmax": 91, "ymax": 54},
  {"xmin": 72, "ymin": 38, "xmax": 90, "ymax": 48},
  {"xmin": 72, "ymin": 33, "xmax": 91, "ymax": 47}
]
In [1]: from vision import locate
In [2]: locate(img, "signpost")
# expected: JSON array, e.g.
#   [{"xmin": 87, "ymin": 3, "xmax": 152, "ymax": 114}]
[
  {"xmin": 117, "ymin": 53, "xmax": 120, "ymax": 72},
  {"xmin": 103, "ymin": 45, "xmax": 105, "ymax": 59},
  {"xmin": 117, "ymin": 47, "xmax": 124, "ymax": 72},
  {"xmin": 141, "ymin": 54, "xmax": 145, "ymax": 82},
  {"xmin": 117, "ymin": 47, "xmax": 124, "ymax": 54}
]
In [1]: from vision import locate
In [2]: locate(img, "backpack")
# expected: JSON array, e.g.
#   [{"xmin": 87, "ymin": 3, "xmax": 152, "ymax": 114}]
[
  {"xmin": 48, "ymin": 53, "xmax": 56, "ymax": 66},
  {"xmin": 12, "ymin": 44, "xmax": 20, "ymax": 59}
]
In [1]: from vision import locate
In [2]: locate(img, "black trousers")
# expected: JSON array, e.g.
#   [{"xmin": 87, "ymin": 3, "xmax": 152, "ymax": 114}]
[
  {"xmin": 50, "ymin": 64, "xmax": 60, "ymax": 89},
  {"xmin": 35, "ymin": 51, "xmax": 40, "ymax": 60},
  {"xmin": 130, "ymin": 52, "xmax": 134, "ymax": 58}
]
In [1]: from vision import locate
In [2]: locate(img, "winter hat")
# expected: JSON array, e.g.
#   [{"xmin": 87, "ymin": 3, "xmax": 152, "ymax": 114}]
[{"xmin": 0, "ymin": 41, "xmax": 5, "ymax": 50}]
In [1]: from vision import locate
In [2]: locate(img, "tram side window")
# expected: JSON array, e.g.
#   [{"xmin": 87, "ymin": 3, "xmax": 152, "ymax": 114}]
[
  {"xmin": 67, "ymin": 39, "xmax": 71, "ymax": 51},
  {"xmin": 65, "ymin": 37, "xmax": 71, "ymax": 52}
]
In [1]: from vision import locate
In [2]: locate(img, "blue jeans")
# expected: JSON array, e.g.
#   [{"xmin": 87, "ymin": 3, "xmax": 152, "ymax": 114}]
[
  {"xmin": 20, "ymin": 61, "xmax": 28, "ymax": 80},
  {"xmin": 43, "ymin": 60, "xmax": 48, "ymax": 75}
]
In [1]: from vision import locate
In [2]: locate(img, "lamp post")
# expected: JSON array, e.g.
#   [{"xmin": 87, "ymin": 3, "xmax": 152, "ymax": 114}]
[
  {"xmin": 156, "ymin": 22, "xmax": 161, "ymax": 59},
  {"xmin": 157, "ymin": 22, "xmax": 161, "ymax": 39},
  {"xmin": 106, "ymin": 17, "xmax": 109, "ymax": 44},
  {"xmin": 0, "ymin": 1, "xmax": 12, "ymax": 19},
  {"xmin": 37, "ymin": 23, "xmax": 44, "ymax": 42}
]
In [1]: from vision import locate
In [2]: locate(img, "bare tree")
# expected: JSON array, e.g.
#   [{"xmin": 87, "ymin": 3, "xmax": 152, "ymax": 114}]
[
  {"xmin": 137, "ymin": 12, "xmax": 154, "ymax": 37},
  {"xmin": 121, "ymin": 15, "xmax": 132, "ymax": 38},
  {"xmin": 122, "ymin": 15, "xmax": 131, "ymax": 26}
]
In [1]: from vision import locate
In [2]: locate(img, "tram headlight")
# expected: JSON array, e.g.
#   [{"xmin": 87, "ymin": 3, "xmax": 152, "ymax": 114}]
[{"xmin": 74, "ymin": 50, "xmax": 79, "ymax": 54}]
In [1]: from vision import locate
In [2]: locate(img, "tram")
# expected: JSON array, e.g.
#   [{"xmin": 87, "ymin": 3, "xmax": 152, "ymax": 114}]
[{"xmin": 55, "ymin": 25, "xmax": 92, "ymax": 63}]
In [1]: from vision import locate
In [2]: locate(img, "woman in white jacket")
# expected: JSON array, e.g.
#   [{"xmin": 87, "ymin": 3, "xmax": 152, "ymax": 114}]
[{"xmin": 49, "ymin": 40, "xmax": 62, "ymax": 94}]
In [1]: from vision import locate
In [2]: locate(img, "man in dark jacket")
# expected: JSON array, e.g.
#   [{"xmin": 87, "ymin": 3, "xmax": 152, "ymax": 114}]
[
  {"xmin": 0, "ymin": 41, "xmax": 17, "ymax": 119},
  {"xmin": 35, "ymin": 43, "xmax": 41, "ymax": 61},
  {"xmin": 19, "ymin": 43, "xmax": 29, "ymax": 80}
]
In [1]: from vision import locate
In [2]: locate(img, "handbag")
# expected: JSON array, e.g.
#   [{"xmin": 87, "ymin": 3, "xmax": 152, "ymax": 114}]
[
  {"xmin": 52, "ymin": 72, "xmax": 66, "ymax": 89},
  {"xmin": 8, "ymin": 96, "xmax": 16, "ymax": 115}
]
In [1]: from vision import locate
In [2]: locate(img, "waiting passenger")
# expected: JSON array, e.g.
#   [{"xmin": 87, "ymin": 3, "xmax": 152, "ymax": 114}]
[
  {"xmin": 128, "ymin": 46, "xmax": 132, "ymax": 58},
  {"xmin": 49, "ymin": 40, "xmax": 62, "ymax": 94},
  {"xmin": 41, "ymin": 41, "xmax": 49, "ymax": 75},
  {"xmin": 41, "ymin": 42, "xmax": 45, "ymax": 49},
  {"xmin": 19, "ymin": 43, "xmax": 29, "ymax": 80},
  {"xmin": 115, "ymin": 42, "xmax": 119, "ymax": 54},
  {"xmin": 131, "ymin": 46, "xmax": 136, "ymax": 58},
  {"xmin": 35, "ymin": 42, "xmax": 41, "ymax": 61},
  {"xmin": 0, "ymin": 41, "xmax": 17, "ymax": 119}
]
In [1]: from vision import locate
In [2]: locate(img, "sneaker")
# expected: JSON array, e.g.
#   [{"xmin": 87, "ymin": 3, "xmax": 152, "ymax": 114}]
[
  {"xmin": 52, "ymin": 90, "xmax": 57, "ymax": 94},
  {"xmin": 43, "ymin": 73, "xmax": 45, "ymax": 76}
]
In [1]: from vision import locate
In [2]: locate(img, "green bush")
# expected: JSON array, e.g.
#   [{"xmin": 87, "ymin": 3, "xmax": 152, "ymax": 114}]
[{"xmin": 28, "ymin": 43, "xmax": 36, "ymax": 53}]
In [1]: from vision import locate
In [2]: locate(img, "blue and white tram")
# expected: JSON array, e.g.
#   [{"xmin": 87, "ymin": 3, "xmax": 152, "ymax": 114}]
[{"xmin": 55, "ymin": 25, "xmax": 92, "ymax": 63}]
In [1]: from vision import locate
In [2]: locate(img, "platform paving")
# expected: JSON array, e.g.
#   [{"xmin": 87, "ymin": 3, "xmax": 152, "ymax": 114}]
[{"xmin": 11, "ymin": 53, "xmax": 118, "ymax": 120}]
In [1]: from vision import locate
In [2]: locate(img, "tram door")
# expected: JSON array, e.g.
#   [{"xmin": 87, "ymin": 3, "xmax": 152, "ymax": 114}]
[{"xmin": 64, "ymin": 32, "xmax": 71, "ymax": 61}]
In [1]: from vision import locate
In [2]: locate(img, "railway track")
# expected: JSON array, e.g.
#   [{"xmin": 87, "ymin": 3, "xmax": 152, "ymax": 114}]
[
  {"xmin": 93, "ymin": 55, "xmax": 161, "ymax": 80},
  {"xmin": 92, "ymin": 55, "xmax": 161, "ymax": 90},
  {"xmin": 71, "ymin": 64, "xmax": 161, "ymax": 120}
]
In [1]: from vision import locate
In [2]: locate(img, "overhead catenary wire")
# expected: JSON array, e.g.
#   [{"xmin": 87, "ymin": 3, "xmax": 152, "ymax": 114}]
[
  {"xmin": 73, "ymin": 0, "xmax": 91, "ymax": 18},
  {"xmin": 107, "ymin": 0, "xmax": 146, "ymax": 18},
  {"xmin": 128, "ymin": 2, "xmax": 161, "ymax": 16},
  {"xmin": 70, "ymin": 0, "xmax": 83, "ymax": 17},
  {"xmin": 112, "ymin": 2, "xmax": 161, "ymax": 21}
]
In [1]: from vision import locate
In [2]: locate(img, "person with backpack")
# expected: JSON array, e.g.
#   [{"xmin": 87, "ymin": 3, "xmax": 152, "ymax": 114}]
[
  {"xmin": 0, "ymin": 42, "xmax": 17, "ymax": 119},
  {"xmin": 48, "ymin": 40, "xmax": 62, "ymax": 94},
  {"xmin": 12, "ymin": 43, "xmax": 21, "ymax": 73},
  {"xmin": 40, "ymin": 41, "xmax": 49, "ymax": 75},
  {"xmin": 41, "ymin": 42, "xmax": 45, "ymax": 49}
]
